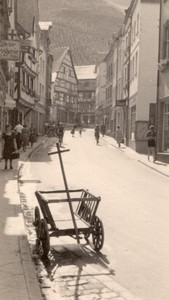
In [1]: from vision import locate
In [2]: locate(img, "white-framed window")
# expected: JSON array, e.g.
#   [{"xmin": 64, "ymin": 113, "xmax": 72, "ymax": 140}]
[
  {"xmin": 137, "ymin": 13, "xmax": 139, "ymax": 35},
  {"xmin": 135, "ymin": 51, "xmax": 138, "ymax": 76}
]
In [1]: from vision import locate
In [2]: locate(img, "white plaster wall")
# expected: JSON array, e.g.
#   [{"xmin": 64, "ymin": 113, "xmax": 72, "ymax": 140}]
[
  {"xmin": 130, "ymin": 0, "xmax": 140, "ymax": 99},
  {"xmin": 160, "ymin": 0, "xmax": 169, "ymax": 99},
  {"xmin": 137, "ymin": 1, "xmax": 160, "ymax": 121}
]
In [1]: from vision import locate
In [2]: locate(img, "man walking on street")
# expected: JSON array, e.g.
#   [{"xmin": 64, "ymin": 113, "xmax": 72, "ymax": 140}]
[
  {"xmin": 145, "ymin": 125, "xmax": 157, "ymax": 162},
  {"xmin": 14, "ymin": 121, "xmax": 23, "ymax": 150}
]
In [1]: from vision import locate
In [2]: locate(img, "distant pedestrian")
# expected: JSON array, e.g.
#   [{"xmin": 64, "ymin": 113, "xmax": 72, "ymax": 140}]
[
  {"xmin": 57, "ymin": 122, "xmax": 64, "ymax": 145},
  {"xmin": 29, "ymin": 124, "xmax": 36, "ymax": 147},
  {"xmin": 101, "ymin": 123, "xmax": 106, "ymax": 137},
  {"xmin": 21, "ymin": 125, "xmax": 29, "ymax": 152},
  {"xmin": 71, "ymin": 125, "xmax": 75, "ymax": 137},
  {"xmin": 145, "ymin": 125, "xmax": 157, "ymax": 162},
  {"xmin": 2, "ymin": 125, "xmax": 17, "ymax": 169},
  {"xmin": 79, "ymin": 126, "xmax": 82, "ymax": 136},
  {"xmin": 94, "ymin": 125, "xmax": 100, "ymax": 145},
  {"xmin": 116, "ymin": 126, "xmax": 123, "ymax": 148},
  {"xmin": 14, "ymin": 121, "xmax": 23, "ymax": 150}
]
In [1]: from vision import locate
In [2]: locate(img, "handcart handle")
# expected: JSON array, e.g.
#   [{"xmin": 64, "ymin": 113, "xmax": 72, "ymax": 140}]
[
  {"xmin": 53, "ymin": 142, "xmax": 80, "ymax": 244},
  {"xmin": 48, "ymin": 149, "xmax": 70, "ymax": 155}
]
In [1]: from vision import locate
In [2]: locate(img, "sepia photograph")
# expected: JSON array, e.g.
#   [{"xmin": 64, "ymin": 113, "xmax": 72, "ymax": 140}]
[{"xmin": 0, "ymin": 0, "xmax": 168, "ymax": 300}]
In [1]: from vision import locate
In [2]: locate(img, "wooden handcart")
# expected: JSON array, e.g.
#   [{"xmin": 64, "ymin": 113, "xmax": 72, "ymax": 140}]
[{"xmin": 33, "ymin": 143, "xmax": 104, "ymax": 257}]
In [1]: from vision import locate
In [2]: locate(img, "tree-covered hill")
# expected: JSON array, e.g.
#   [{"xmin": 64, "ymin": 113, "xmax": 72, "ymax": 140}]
[{"xmin": 39, "ymin": 0, "xmax": 124, "ymax": 65}]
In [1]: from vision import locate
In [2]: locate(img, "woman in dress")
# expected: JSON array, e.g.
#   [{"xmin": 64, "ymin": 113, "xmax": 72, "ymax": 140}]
[
  {"xmin": 116, "ymin": 126, "xmax": 123, "ymax": 148},
  {"xmin": 2, "ymin": 125, "xmax": 17, "ymax": 169}
]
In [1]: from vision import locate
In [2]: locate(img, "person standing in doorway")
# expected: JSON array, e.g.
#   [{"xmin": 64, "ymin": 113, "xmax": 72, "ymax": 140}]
[
  {"xmin": 116, "ymin": 126, "xmax": 123, "ymax": 148},
  {"xmin": 145, "ymin": 125, "xmax": 157, "ymax": 162},
  {"xmin": 14, "ymin": 121, "xmax": 23, "ymax": 150}
]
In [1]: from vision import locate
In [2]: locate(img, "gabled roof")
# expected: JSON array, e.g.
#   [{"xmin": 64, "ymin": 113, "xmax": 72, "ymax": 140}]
[
  {"xmin": 75, "ymin": 65, "xmax": 97, "ymax": 80},
  {"xmin": 17, "ymin": 0, "xmax": 39, "ymax": 34},
  {"xmin": 52, "ymin": 47, "xmax": 69, "ymax": 72},
  {"xmin": 52, "ymin": 47, "xmax": 78, "ymax": 82}
]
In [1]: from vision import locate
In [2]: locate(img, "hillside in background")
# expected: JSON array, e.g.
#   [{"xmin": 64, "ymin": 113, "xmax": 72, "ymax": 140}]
[{"xmin": 39, "ymin": 0, "xmax": 124, "ymax": 65}]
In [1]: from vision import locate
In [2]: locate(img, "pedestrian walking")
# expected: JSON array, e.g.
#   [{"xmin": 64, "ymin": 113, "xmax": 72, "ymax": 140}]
[
  {"xmin": 14, "ymin": 121, "xmax": 23, "ymax": 150},
  {"xmin": 116, "ymin": 126, "xmax": 123, "ymax": 148},
  {"xmin": 71, "ymin": 125, "xmax": 76, "ymax": 137},
  {"xmin": 29, "ymin": 124, "xmax": 36, "ymax": 147},
  {"xmin": 94, "ymin": 125, "xmax": 100, "ymax": 145},
  {"xmin": 2, "ymin": 125, "xmax": 17, "ymax": 169},
  {"xmin": 145, "ymin": 125, "xmax": 157, "ymax": 162},
  {"xmin": 57, "ymin": 122, "xmax": 64, "ymax": 145},
  {"xmin": 79, "ymin": 126, "xmax": 82, "ymax": 136},
  {"xmin": 21, "ymin": 124, "xmax": 29, "ymax": 152},
  {"xmin": 101, "ymin": 123, "xmax": 106, "ymax": 137}
]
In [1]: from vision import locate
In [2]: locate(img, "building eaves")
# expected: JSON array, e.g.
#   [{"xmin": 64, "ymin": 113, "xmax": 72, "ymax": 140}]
[
  {"xmin": 52, "ymin": 47, "xmax": 69, "ymax": 73},
  {"xmin": 75, "ymin": 65, "xmax": 97, "ymax": 80},
  {"xmin": 17, "ymin": 0, "xmax": 39, "ymax": 34}
]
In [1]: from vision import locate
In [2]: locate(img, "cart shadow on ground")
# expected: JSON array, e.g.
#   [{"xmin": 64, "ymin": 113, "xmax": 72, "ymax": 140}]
[{"xmin": 33, "ymin": 240, "xmax": 115, "ymax": 299}]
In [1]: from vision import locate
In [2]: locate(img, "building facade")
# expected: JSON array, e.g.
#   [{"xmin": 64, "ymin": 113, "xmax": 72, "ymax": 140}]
[
  {"xmin": 52, "ymin": 47, "xmax": 78, "ymax": 124},
  {"xmin": 38, "ymin": 22, "xmax": 52, "ymax": 133},
  {"xmin": 75, "ymin": 65, "xmax": 96, "ymax": 127},
  {"xmin": 5, "ymin": 0, "xmax": 53, "ymax": 135},
  {"xmin": 95, "ymin": 53, "xmax": 107, "ymax": 126},
  {"xmin": 123, "ymin": 0, "xmax": 160, "ymax": 153},
  {"xmin": 0, "ymin": 0, "xmax": 10, "ymax": 135},
  {"xmin": 157, "ymin": 0, "xmax": 169, "ymax": 159}
]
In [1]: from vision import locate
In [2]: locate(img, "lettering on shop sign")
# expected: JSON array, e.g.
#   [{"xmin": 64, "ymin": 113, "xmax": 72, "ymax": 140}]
[{"xmin": 0, "ymin": 40, "xmax": 20, "ymax": 61}]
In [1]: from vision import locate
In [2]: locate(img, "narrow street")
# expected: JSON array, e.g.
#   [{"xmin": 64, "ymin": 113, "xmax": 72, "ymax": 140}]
[{"xmin": 19, "ymin": 129, "xmax": 169, "ymax": 300}]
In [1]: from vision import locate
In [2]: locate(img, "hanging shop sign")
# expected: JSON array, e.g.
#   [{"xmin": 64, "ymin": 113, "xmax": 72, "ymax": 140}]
[
  {"xmin": 116, "ymin": 99, "xmax": 127, "ymax": 107},
  {"xmin": 0, "ymin": 40, "xmax": 20, "ymax": 61}
]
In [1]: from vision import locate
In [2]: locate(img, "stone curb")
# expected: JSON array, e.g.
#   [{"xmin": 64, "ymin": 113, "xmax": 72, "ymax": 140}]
[
  {"xmin": 137, "ymin": 160, "xmax": 169, "ymax": 178},
  {"xmin": 107, "ymin": 138, "xmax": 169, "ymax": 179},
  {"xmin": 17, "ymin": 137, "xmax": 48, "ymax": 300}
]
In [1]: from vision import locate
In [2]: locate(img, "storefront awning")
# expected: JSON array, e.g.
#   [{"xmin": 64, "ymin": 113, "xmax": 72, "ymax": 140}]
[{"xmin": 4, "ymin": 94, "xmax": 16, "ymax": 108}]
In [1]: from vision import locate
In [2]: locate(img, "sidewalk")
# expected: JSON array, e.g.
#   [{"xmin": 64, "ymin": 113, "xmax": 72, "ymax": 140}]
[
  {"xmin": 0, "ymin": 137, "xmax": 46, "ymax": 300},
  {"xmin": 103, "ymin": 135, "xmax": 169, "ymax": 178}
]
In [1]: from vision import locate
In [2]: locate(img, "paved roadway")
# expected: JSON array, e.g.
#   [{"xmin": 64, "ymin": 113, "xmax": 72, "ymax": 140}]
[{"xmin": 19, "ymin": 129, "xmax": 169, "ymax": 300}]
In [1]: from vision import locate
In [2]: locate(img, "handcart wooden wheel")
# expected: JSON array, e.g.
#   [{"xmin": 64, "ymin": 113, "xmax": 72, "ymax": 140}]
[
  {"xmin": 39, "ymin": 219, "xmax": 50, "ymax": 258},
  {"xmin": 33, "ymin": 206, "xmax": 50, "ymax": 258},
  {"xmin": 92, "ymin": 216, "xmax": 104, "ymax": 251}
]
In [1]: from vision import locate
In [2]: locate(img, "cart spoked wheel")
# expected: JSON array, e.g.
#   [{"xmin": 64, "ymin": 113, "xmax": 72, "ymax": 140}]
[
  {"xmin": 33, "ymin": 206, "xmax": 41, "ymax": 239},
  {"xmin": 39, "ymin": 219, "xmax": 50, "ymax": 258},
  {"xmin": 92, "ymin": 216, "xmax": 104, "ymax": 251}
]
